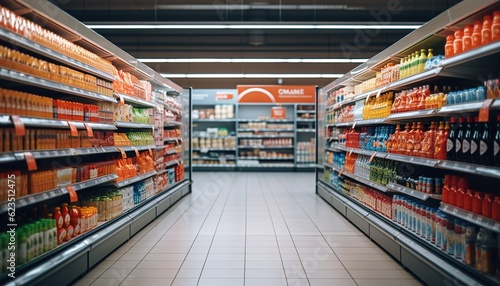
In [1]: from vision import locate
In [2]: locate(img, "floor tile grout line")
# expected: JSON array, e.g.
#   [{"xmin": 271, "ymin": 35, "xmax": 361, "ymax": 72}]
[
  {"xmin": 260, "ymin": 173, "xmax": 312, "ymax": 285},
  {"xmin": 273, "ymin": 173, "xmax": 360, "ymax": 284},
  {"xmin": 194, "ymin": 171, "xmax": 242, "ymax": 285}
]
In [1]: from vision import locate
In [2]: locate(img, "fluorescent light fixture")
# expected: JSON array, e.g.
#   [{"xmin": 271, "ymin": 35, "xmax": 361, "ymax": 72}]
[
  {"xmin": 87, "ymin": 24, "xmax": 420, "ymax": 30},
  {"xmin": 160, "ymin": 74, "xmax": 343, "ymax": 79},
  {"xmin": 139, "ymin": 58, "xmax": 368, "ymax": 63}
]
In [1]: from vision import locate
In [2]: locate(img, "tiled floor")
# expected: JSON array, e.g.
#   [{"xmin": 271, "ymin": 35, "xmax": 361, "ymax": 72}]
[{"xmin": 72, "ymin": 172, "xmax": 423, "ymax": 286}]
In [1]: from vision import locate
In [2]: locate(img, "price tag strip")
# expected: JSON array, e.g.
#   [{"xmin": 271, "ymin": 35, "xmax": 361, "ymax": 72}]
[
  {"xmin": 84, "ymin": 123, "xmax": 94, "ymax": 137},
  {"xmin": 117, "ymin": 147, "xmax": 127, "ymax": 159},
  {"xmin": 10, "ymin": 115, "xmax": 26, "ymax": 136},
  {"xmin": 67, "ymin": 185, "xmax": 78, "ymax": 202},
  {"xmin": 68, "ymin": 122, "xmax": 78, "ymax": 137},
  {"xmin": 24, "ymin": 152, "xmax": 37, "ymax": 171}
]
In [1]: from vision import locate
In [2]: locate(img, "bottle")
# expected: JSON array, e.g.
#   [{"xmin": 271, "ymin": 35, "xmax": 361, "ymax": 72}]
[
  {"xmin": 453, "ymin": 30, "xmax": 463, "ymax": 55},
  {"xmin": 482, "ymin": 15, "xmax": 493, "ymax": 45},
  {"xmin": 455, "ymin": 118, "xmax": 465, "ymax": 162},
  {"xmin": 473, "ymin": 191, "xmax": 483, "ymax": 215},
  {"xmin": 445, "ymin": 35, "xmax": 455, "ymax": 58},
  {"xmin": 61, "ymin": 203, "xmax": 71, "ymax": 228},
  {"xmin": 447, "ymin": 219, "xmax": 455, "ymax": 256},
  {"xmin": 447, "ymin": 118, "xmax": 457, "ymax": 161},
  {"xmin": 482, "ymin": 194, "xmax": 493, "ymax": 219},
  {"xmin": 493, "ymin": 196, "xmax": 500, "ymax": 221},
  {"xmin": 454, "ymin": 220, "xmax": 463, "ymax": 259},
  {"xmin": 18, "ymin": 229, "xmax": 27, "ymax": 265},
  {"xmin": 493, "ymin": 11, "xmax": 500, "ymax": 42},
  {"xmin": 481, "ymin": 230, "xmax": 496, "ymax": 274},
  {"xmin": 495, "ymin": 115, "xmax": 500, "ymax": 167},
  {"xmin": 470, "ymin": 117, "xmax": 481, "ymax": 164},
  {"xmin": 456, "ymin": 177, "xmax": 468, "ymax": 209},
  {"xmin": 449, "ymin": 176, "xmax": 458, "ymax": 206},
  {"xmin": 475, "ymin": 228, "xmax": 486, "ymax": 272},
  {"xmin": 462, "ymin": 24, "xmax": 473, "ymax": 52},
  {"xmin": 472, "ymin": 20, "xmax": 483, "ymax": 48},
  {"xmin": 442, "ymin": 175, "xmax": 451, "ymax": 204},
  {"xmin": 53, "ymin": 207, "xmax": 63, "ymax": 229},
  {"xmin": 422, "ymin": 122, "xmax": 437, "ymax": 158},
  {"xmin": 462, "ymin": 117, "xmax": 472, "ymax": 163},
  {"xmin": 427, "ymin": 48, "xmax": 434, "ymax": 60},
  {"xmin": 465, "ymin": 225, "xmax": 477, "ymax": 266},
  {"xmin": 480, "ymin": 118, "xmax": 492, "ymax": 166},
  {"xmin": 70, "ymin": 205, "xmax": 80, "ymax": 237},
  {"xmin": 434, "ymin": 121, "xmax": 449, "ymax": 160},
  {"xmin": 413, "ymin": 122, "xmax": 425, "ymax": 155},
  {"xmin": 418, "ymin": 49, "xmax": 427, "ymax": 73},
  {"xmin": 406, "ymin": 122, "xmax": 417, "ymax": 156}
]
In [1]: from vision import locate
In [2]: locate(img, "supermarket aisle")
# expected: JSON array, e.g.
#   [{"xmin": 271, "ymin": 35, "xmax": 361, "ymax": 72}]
[{"xmin": 73, "ymin": 172, "xmax": 422, "ymax": 286}]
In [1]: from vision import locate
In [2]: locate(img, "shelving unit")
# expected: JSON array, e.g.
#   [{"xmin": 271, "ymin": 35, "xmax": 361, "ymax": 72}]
[
  {"xmin": 317, "ymin": 1, "xmax": 500, "ymax": 285},
  {"xmin": 0, "ymin": 1, "xmax": 191, "ymax": 285}
]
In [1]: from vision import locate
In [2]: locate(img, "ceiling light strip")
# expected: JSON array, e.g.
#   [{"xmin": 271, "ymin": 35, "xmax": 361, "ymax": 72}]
[
  {"xmin": 139, "ymin": 58, "xmax": 368, "ymax": 63},
  {"xmin": 87, "ymin": 24, "xmax": 421, "ymax": 30},
  {"xmin": 161, "ymin": 74, "xmax": 343, "ymax": 79}
]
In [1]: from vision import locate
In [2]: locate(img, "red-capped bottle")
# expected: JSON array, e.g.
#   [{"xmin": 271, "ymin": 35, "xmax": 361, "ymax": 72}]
[
  {"xmin": 53, "ymin": 207, "xmax": 63, "ymax": 229},
  {"xmin": 492, "ymin": 11, "xmax": 500, "ymax": 42},
  {"xmin": 61, "ymin": 203, "xmax": 71, "ymax": 228},
  {"xmin": 463, "ymin": 24, "xmax": 473, "ymax": 52},
  {"xmin": 464, "ymin": 189, "xmax": 474, "ymax": 211},
  {"xmin": 449, "ymin": 176, "xmax": 458, "ymax": 206},
  {"xmin": 454, "ymin": 30, "xmax": 463, "ymax": 55},
  {"xmin": 473, "ymin": 191, "xmax": 484, "ymax": 215},
  {"xmin": 456, "ymin": 177, "xmax": 468, "ymax": 209},
  {"xmin": 445, "ymin": 34, "xmax": 455, "ymax": 58},
  {"xmin": 442, "ymin": 175, "xmax": 451, "ymax": 204},
  {"xmin": 472, "ymin": 20, "xmax": 483, "ymax": 48},
  {"xmin": 482, "ymin": 194, "xmax": 493, "ymax": 219},
  {"xmin": 69, "ymin": 205, "xmax": 80, "ymax": 237},
  {"xmin": 482, "ymin": 15, "xmax": 493, "ymax": 45},
  {"xmin": 492, "ymin": 195, "xmax": 500, "ymax": 221}
]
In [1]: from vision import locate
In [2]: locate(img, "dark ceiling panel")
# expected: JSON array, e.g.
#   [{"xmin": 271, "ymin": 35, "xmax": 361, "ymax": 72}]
[{"xmin": 47, "ymin": 0, "xmax": 460, "ymax": 88}]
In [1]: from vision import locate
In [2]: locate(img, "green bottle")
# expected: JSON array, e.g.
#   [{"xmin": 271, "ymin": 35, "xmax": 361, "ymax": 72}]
[{"xmin": 18, "ymin": 229, "xmax": 27, "ymax": 265}]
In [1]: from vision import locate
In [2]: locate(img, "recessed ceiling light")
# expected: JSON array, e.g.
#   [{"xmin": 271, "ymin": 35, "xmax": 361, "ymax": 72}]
[
  {"xmin": 139, "ymin": 58, "xmax": 368, "ymax": 63},
  {"xmin": 87, "ymin": 24, "xmax": 421, "ymax": 30},
  {"xmin": 161, "ymin": 74, "xmax": 343, "ymax": 79}
]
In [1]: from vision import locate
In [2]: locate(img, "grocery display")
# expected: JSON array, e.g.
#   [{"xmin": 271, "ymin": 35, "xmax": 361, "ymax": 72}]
[
  {"xmin": 0, "ymin": 1, "xmax": 191, "ymax": 285},
  {"xmin": 192, "ymin": 89, "xmax": 317, "ymax": 170},
  {"xmin": 317, "ymin": 1, "xmax": 500, "ymax": 285}
]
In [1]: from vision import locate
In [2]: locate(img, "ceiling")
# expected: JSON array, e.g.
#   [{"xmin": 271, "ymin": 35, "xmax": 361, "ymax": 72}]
[{"xmin": 48, "ymin": 0, "xmax": 461, "ymax": 89}]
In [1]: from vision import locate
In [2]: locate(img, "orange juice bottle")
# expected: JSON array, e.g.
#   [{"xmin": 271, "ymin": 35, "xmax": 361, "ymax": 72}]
[
  {"xmin": 492, "ymin": 11, "xmax": 500, "ymax": 42},
  {"xmin": 445, "ymin": 35, "xmax": 454, "ymax": 58},
  {"xmin": 482, "ymin": 15, "xmax": 493, "ymax": 45},
  {"xmin": 463, "ymin": 24, "xmax": 473, "ymax": 52}
]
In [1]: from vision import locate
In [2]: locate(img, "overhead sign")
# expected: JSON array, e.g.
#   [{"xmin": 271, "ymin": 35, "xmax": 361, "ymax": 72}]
[
  {"xmin": 237, "ymin": 85, "xmax": 316, "ymax": 103},
  {"xmin": 215, "ymin": 92, "xmax": 234, "ymax": 100}
]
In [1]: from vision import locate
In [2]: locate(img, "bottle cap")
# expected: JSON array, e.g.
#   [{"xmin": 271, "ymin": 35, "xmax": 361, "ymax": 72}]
[
  {"xmin": 446, "ymin": 35, "xmax": 455, "ymax": 41},
  {"xmin": 454, "ymin": 30, "xmax": 463, "ymax": 37}
]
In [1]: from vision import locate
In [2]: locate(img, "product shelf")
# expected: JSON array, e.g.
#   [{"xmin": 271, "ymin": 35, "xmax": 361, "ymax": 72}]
[
  {"xmin": 296, "ymin": 119, "xmax": 316, "ymax": 122},
  {"xmin": 0, "ymin": 68, "xmax": 116, "ymax": 103},
  {"xmin": 238, "ymin": 163, "xmax": 295, "ymax": 168},
  {"xmin": 437, "ymin": 99, "xmax": 500, "ymax": 115},
  {"xmin": 164, "ymin": 121, "xmax": 183, "ymax": 127},
  {"xmin": 119, "ymin": 145, "xmax": 155, "ymax": 153},
  {"xmin": 0, "ymin": 174, "xmax": 118, "ymax": 213},
  {"xmin": 237, "ymin": 145, "xmax": 294, "ymax": 149},
  {"xmin": 194, "ymin": 136, "xmax": 234, "ymax": 139},
  {"xmin": 238, "ymin": 128, "xmax": 294, "ymax": 132},
  {"xmin": 115, "ymin": 121, "xmax": 154, "ymax": 129},
  {"xmin": 334, "ymin": 118, "xmax": 387, "ymax": 128},
  {"xmin": 297, "ymin": 129, "xmax": 316, "ymax": 132},
  {"xmin": 193, "ymin": 156, "xmax": 235, "ymax": 160},
  {"xmin": 297, "ymin": 110, "xmax": 316, "ymax": 114},
  {"xmin": 386, "ymin": 109, "xmax": 438, "ymax": 122},
  {"xmin": 115, "ymin": 92, "xmax": 156, "ymax": 108},
  {"xmin": 0, "ymin": 27, "xmax": 115, "ymax": 81},
  {"xmin": 436, "ymin": 160, "xmax": 500, "ymax": 180},
  {"xmin": 193, "ymin": 148, "xmax": 236, "ymax": 152},
  {"xmin": 112, "ymin": 171, "xmax": 157, "ymax": 188},
  {"xmin": 163, "ymin": 104, "xmax": 181, "ymax": 114},
  {"xmin": 164, "ymin": 149, "xmax": 181, "ymax": 155},
  {"xmin": 193, "ymin": 119, "xmax": 235, "ymax": 122},
  {"xmin": 193, "ymin": 164, "xmax": 236, "ymax": 168},
  {"xmin": 0, "ymin": 115, "xmax": 116, "ymax": 130},
  {"xmin": 238, "ymin": 119, "xmax": 294, "ymax": 123},
  {"xmin": 4, "ymin": 147, "xmax": 119, "ymax": 164},
  {"xmin": 164, "ymin": 137, "xmax": 183, "ymax": 142},
  {"xmin": 324, "ymin": 162, "xmax": 388, "ymax": 193},
  {"xmin": 439, "ymin": 203, "xmax": 500, "ymax": 234},
  {"xmin": 386, "ymin": 182, "xmax": 442, "ymax": 201},
  {"xmin": 440, "ymin": 41, "xmax": 500, "ymax": 69},
  {"xmin": 238, "ymin": 135, "xmax": 294, "ymax": 138},
  {"xmin": 239, "ymin": 156, "xmax": 294, "ymax": 160}
]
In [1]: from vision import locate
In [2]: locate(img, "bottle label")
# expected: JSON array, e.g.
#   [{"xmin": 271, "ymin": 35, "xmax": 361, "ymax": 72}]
[
  {"xmin": 462, "ymin": 140, "xmax": 470, "ymax": 154},
  {"xmin": 456, "ymin": 140, "xmax": 462, "ymax": 153},
  {"xmin": 480, "ymin": 140, "xmax": 488, "ymax": 155},
  {"xmin": 470, "ymin": 140, "xmax": 478, "ymax": 154},
  {"xmin": 446, "ymin": 139, "xmax": 454, "ymax": 152},
  {"xmin": 495, "ymin": 141, "xmax": 500, "ymax": 156}
]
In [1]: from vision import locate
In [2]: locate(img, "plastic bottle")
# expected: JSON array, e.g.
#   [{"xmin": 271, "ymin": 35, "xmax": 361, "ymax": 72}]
[
  {"xmin": 18, "ymin": 229, "xmax": 27, "ymax": 265},
  {"xmin": 449, "ymin": 176, "xmax": 458, "ymax": 206},
  {"xmin": 442, "ymin": 175, "xmax": 451, "ymax": 204},
  {"xmin": 445, "ymin": 35, "xmax": 455, "ymax": 58},
  {"xmin": 482, "ymin": 194, "xmax": 493, "ymax": 219},
  {"xmin": 462, "ymin": 117, "xmax": 472, "ymax": 163},
  {"xmin": 492, "ymin": 11, "xmax": 500, "ymax": 42},
  {"xmin": 456, "ymin": 177, "xmax": 468, "ymax": 209},
  {"xmin": 466, "ymin": 189, "xmax": 476, "ymax": 211},
  {"xmin": 482, "ymin": 15, "xmax": 493, "ymax": 45},
  {"xmin": 447, "ymin": 118, "xmax": 457, "ymax": 161},
  {"xmin": 53, "ymin": 207, "xmax": 63, "ymax": 229},
  {"xmin": 494, "ymin": 115, "xmax": 500, "ymax": 167},
  {"xmin": 434, "ymin": 121, "xmax": 449, "ymax": 160},
  {"xmin": 471, "ymin": 117, "xmax": 481, "ymax": 164},
  {"xmin": 70, "ymin": 205, "xmax": 80, "ymax": 237},
  {"xmin": 418, "ymin": 49, "xmax": 427, "ymax": 73},
  {"xmin": 465, "ymin": 225, "xmax": 477, "ymax": 266},
  {"xmin": 473, "ymin": 191, "xmax": 484, "ymax": 215},
  {"xmin": 455, "ymin": 118, "xmax": 465, "ymax": 162},
  {"xmin": 447, "ymin": 219, "xmax": 455, "ymax": 256},
  {"xmin": 480, "ymin": 118, "xmax": 492, "ymax": 166},
  {"xmin": 61, "ymin": 203, "xmax": 71, "ymax": 228},
  {"xmin": 493, "ymin": 195, "xmax": 500, "ymax": 221},
  {"xmin": 462, "ymin": 24, "xmax": 473, "ymax": 52},
  {"xmin": 453, "ymin": 30, "xmax": 463, "ymax": 55},
  {"xmin": 481, "ymin": 230, "xmax": 496, "ymax": 274},
  {"xmin": 472, "ymin": 20, "xmax": 483, "ymax": 48},
  {"xmin": 454, "ymin": 220, "xmax": 463, "ymax": 259}
]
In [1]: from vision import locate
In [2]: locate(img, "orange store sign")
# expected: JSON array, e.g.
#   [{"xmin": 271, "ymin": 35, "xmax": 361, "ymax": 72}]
[
  {"xmin": 215, "ymin": 92, "xmax": 234, "ymax": 100},
  {"xmin": 237, "ymin": 85, "xmax": 316, "ymax": 103}
]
